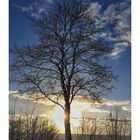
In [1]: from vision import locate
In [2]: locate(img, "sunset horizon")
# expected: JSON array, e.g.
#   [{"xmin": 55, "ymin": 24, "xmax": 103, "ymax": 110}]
[{"xmin": 9, "ymin": 90, "xmax": 131, "ymax": 134}]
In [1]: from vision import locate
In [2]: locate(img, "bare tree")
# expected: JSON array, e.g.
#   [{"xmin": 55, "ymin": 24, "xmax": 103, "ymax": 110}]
[
  {"xmin": 73, "ymin": 113, "xmax": 103, "ymax": 140},
  {"xmin": 10, "ymin": 0, "xmax": 116, "ymax": 140}
]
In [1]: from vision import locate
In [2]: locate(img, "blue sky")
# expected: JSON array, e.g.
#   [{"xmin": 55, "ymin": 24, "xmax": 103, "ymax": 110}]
[{"xmin": 9, "ymin": 0, "xmax": 131, "ymax": 100}]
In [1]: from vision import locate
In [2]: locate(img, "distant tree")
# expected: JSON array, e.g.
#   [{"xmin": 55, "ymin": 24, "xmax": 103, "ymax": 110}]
[
  {"xmin": 10, "ymin": 0, "xmax": 116, "ymax": 140},
  {"xmin": 105, "ymin": 107, "xmax": 131, "ymax": 140},
  {"xmin": 74, "ymin": 113, "xmax": 102, "ymax": 140},
  {"xmin": 9, "ymin": 99, "xmax": 59, "ymax": 140}
]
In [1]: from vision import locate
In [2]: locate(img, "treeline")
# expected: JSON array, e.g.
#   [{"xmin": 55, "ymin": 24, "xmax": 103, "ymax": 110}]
[
  {"xmin": 73, "ymin": 109, "xmax": 131, "ymax": 140},
  {"xmin": 9, "ymin": 98, "xmax": 131, "ymax": 140}
]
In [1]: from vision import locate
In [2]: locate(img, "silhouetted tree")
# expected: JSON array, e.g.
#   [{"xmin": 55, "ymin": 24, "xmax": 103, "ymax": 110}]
[{"xmin": 10, "ymin": 0, "xmax": 116, "ymax": 139}]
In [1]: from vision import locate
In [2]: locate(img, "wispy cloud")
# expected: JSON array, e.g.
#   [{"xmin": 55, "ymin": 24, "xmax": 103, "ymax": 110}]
[
  {"xmin": 15, "ymin": 0, "xmax": 52, "ymax": 19},
  {"xmin": 86, "ymin": 2, "xmax": 102, "ymax": 18},
  {"xmin": 9, "ymin": 91, "xmax": 54, "ymax": 106},
  {"xmin": 122, "ymin": 106, "xmax": 131, "ymax": 112},
  {"xmin": 109, "ymin": 42, "xmax": 129, "ymax": 59},
  {"xmin": 101, "ymin": 99, "xmax": 130, "ymax": 106}
]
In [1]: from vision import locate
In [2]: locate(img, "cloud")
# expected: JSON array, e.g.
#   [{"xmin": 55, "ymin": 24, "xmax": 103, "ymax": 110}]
[
  {"xmin": 88, "ymin": 1, "xmax": 131, "ymax": 60},
  {"xmin": 10, "ymin": 91, "xmax": 131, "ymax": 108},
  {"xmin": 102, "ymin": 1, "xmax": 130, "ymax": 30},
  {"xmin": 15, "ymin": 4, "xmax": 33, "ymax": 13},
  {"xmin": 15, "ymin": 0, "xmax": 51, "ymax": 19},
  {"xmin": 9, "ymin": 91, "xmax": 54, "ymax": 106},
  {"xmin": 101, "ymin": 99, "xmax": 130, "ymax": 106},
  {"xmin": 9, "ymin": 91, "xmax": 131, "ymax": 119},
  {"xmin": 120, "ymin": 31, "xmax": 131, "ymax": 43},
  {"xmin": 86, "ymin": 2, "xmax": 102, "ymax": 18},
  {"xmin": 16, "ymin": 0, "xmax": 131, "ymax": 60},
  {"xmin": 88, "ymin": 107, "xmax": 109, "ymax": 113},
  {"xmin": 103, "ymin": 2, "xmax": 130, "ymax": 59},
  {"xmin": 109, "ymin": 42, "xmax": 130, "ymax": 59},
  {"xmin": 109, "ymin": 47, "xmax": 125, "ymax": 59},
  {"xmin": 9, "ymin": 90, "xmax": 19, "ymax": 94},
  {"xmin": 122, "ymin": 106, "xmax": 131, "ymax": 112}
]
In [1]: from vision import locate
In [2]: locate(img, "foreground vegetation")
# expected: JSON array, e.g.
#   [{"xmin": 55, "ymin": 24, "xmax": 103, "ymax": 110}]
[{"xmin": 9, "ymin": 100, "xmax": 59, "ymax": 140}]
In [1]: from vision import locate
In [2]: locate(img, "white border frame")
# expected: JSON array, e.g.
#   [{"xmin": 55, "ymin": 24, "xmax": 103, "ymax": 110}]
[
  {"xmin": 0, "ymin": 0, "xmax": 8, "ymax": 139},
  {"xmin": 0, "ymin": 0, "xmax": 140, "ymax": 139},
  {"xmin": 132, "ymin": 0, "xmax": 140, "ymax": 140}
]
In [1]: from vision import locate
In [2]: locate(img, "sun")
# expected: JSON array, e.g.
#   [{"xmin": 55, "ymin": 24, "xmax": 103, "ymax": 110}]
[
  {"xmin": 50, "ymin": 106, "xmax": 65, "ymax": 132},
  {"xmin": 50, "ymin": 101, "xmax": 83, "ymax": 133}
]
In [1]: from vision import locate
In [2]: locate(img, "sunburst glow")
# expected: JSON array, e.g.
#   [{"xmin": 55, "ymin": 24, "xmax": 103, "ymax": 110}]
[{"xmin": 49, "ymin": 101, "xmax": 85, "ymax": 133}]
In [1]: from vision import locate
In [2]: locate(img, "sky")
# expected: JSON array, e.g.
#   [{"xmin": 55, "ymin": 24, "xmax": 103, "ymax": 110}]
[{"xmin": 9, "ymin": 0, "xmax": 131, "ymax": 100}]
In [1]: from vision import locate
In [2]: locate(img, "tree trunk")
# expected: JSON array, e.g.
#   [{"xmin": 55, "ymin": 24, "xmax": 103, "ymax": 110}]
[{"xmin": 64, "ymin": 103, "xmax": 72, "ymax": 140}]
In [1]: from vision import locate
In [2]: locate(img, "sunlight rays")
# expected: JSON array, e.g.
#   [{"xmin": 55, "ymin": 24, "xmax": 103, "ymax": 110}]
[{"xmin": 50, "ymin": 101, "xmax": 84, "ymax": 133}]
